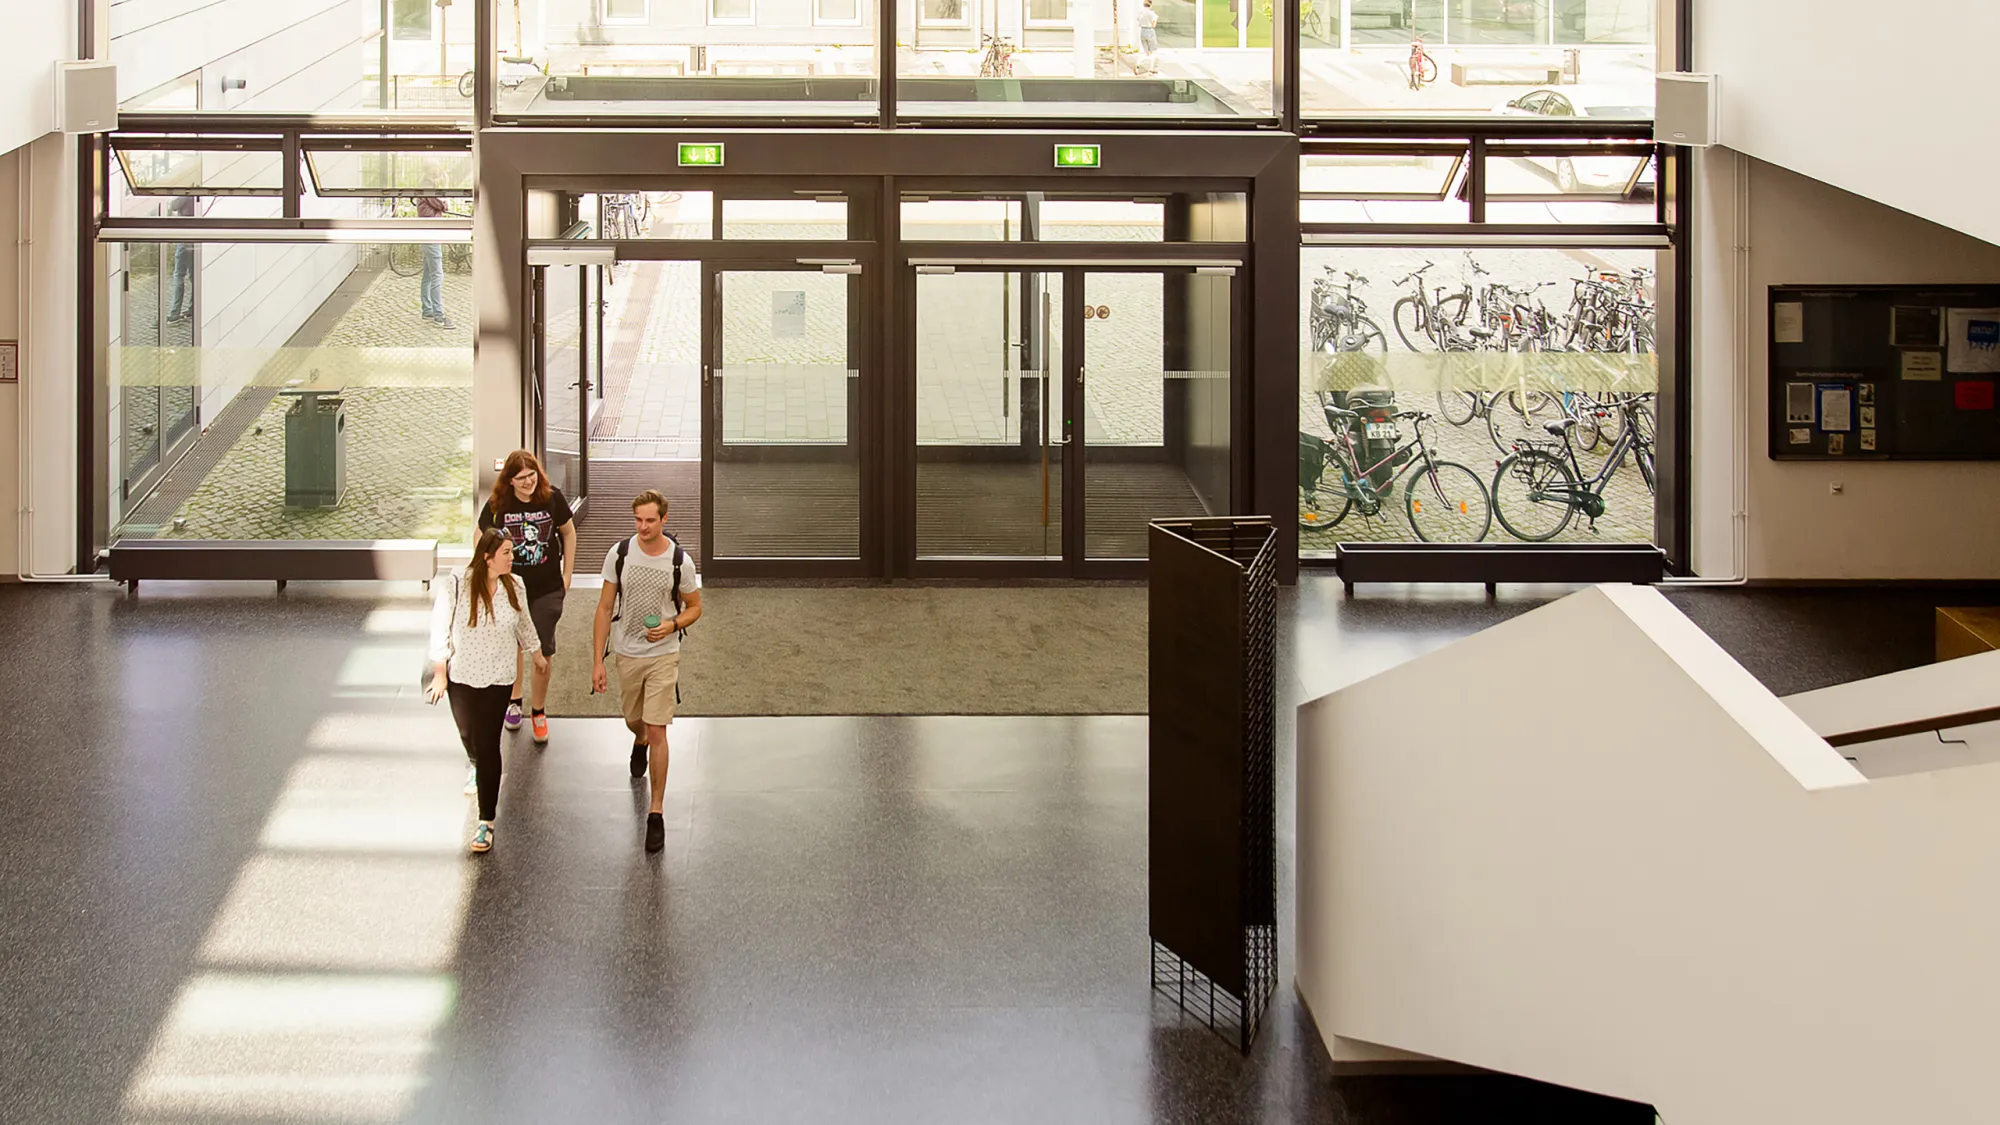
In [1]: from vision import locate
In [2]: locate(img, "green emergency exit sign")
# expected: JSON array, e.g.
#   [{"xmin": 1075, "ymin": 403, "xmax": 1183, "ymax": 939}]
[
  {"xmin": 1054, "ymin": 144, "xmax": 1102, "ymax": 169},
  {"xmin": 678, "ymin": 143, "xmax": 725, "ymax": 167}
]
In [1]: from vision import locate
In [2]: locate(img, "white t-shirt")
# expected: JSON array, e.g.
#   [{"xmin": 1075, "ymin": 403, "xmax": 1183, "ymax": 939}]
[{"xmin": 601, "ymin": 536, "xmax": 702, "ymax": 659}]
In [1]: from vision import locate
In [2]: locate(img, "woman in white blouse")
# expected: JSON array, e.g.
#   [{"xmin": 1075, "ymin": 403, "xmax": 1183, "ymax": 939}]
[{"xmin": 428, "ymin": 529, "xmax": 548, "ymax": 853}]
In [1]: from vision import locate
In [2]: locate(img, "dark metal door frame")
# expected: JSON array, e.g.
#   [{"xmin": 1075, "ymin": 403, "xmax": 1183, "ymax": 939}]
[
  {"xmin": 899, "ymin": 258, "xmax": 1241, "ymax": 580},
  {"xmin": 702, "ymin": 259, "xmax": 876, "ymax": 580}
]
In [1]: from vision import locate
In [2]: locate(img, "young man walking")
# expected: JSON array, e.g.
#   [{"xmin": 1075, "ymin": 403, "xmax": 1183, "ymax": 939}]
[{"xmin": 592, "ymin": 490, "xmax": 702, "ymax": 854}]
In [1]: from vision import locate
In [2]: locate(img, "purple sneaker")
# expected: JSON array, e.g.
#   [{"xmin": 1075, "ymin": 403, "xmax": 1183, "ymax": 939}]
[{"xmin": 504, "ymin": 701, "xmax": 524, "ymax": 731}]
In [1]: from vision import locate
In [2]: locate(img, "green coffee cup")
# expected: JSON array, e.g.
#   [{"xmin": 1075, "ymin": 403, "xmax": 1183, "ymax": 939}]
[{"xmin": 643, "ymin": 614, "xmax": 662, "ymax": 629}]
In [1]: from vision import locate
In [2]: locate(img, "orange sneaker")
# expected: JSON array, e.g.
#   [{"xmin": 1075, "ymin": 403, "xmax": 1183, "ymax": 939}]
[{"xmin": 531, "ymin": 711, "xmax": 549, "ymax": 744}]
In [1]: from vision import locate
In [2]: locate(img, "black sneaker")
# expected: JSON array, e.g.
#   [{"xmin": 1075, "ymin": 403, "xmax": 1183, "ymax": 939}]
[
  {"xmin": 644, "ymin": 812, "xmax": 665, "ymax": 853},
  {"xmin": 629, "ymin": 741, "xmax": 647, "ymax": 779}
]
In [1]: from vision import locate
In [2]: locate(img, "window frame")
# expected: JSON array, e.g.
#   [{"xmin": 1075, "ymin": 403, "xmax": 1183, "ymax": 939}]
[
  {"xmin": 391, "ymin": 0, "xmax": 433, "ymax": 40},
  {"xmin": 708, "ymin": 0, "xmax": 757, "ymax": 26},
  {"xmin": 813, "ymin": 0, "xmax": 866, "ymax": 27},
  {"xmin": 917, "ymin": 0, "xmax": 972, "ymax": 29},
  {"xmin": 1022, "ymin": 0, "xmax": 1072, "ymax": 27},
  {"xmin": 601, "ymin": 0, "xmax": 651, "ymax": 24}
]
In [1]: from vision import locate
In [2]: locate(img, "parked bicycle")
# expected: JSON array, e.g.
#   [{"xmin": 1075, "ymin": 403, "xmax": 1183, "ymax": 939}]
[
  {"xmin": 600, "ymin": 192, "xmax": 648, "ymax": 240},
  {"xmin": 979, "ymin": 34, "xmax": 1018, "ymax": 78},
  {"xmin": 1489, "ymin": 392, "xmax": 1657, "ymax": 540},
  {"xmin": 1407, "ymin": 34, "xmax": 1438, "ymax": 90},
  {"xmin": 1309, "ymin": 268, "xmax": 1388, "ymax": 353},
  {"xmin": 1392, "ymin": 260, "xmax": 1479, "ymax": 353},
  {"xmin": 1299, "ymin": 400, "xmax": 1493, "ymax": 543}
]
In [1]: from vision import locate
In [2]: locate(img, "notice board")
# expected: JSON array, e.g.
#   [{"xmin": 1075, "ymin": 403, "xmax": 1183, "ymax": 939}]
[{"xmin": 1769, "ymin": 285, "xmax": 2000, "ymax": 460}]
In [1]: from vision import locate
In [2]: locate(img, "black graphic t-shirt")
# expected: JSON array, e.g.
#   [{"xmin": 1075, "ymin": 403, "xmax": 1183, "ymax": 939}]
[{"xmin": 478, "ymin": 488, "xmax": 574, "ymax": 599}]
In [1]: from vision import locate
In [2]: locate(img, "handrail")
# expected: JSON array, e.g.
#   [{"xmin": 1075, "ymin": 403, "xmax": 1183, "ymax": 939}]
[{"xmin": 1820, "ymin": 705, "xmax": 2000, "ymax": 749}]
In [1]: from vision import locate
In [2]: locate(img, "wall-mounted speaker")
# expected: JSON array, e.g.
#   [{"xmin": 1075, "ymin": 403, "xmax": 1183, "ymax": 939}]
[
  {"xmin": 54, "ymin": 61, "xmax": 118, "ymax": 135},
  {"xmin": 1655, "ymin": 72, "xmax": 1717, "ymax": 148}
]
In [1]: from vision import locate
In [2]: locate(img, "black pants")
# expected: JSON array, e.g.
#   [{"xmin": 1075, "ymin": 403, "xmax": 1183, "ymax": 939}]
[{"xmin": 448, "ymin": 680, "xmax": 512, "ymax": 821}]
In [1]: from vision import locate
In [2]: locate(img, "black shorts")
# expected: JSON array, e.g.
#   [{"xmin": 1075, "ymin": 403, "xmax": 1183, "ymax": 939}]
[{"xmin": 528, "ymin": 589, "xmax": 565, "ymax": 656}]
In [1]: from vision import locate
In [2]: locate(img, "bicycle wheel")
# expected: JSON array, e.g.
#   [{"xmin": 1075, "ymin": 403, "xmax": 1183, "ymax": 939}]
[
  {"xmin": 1348, "ymin": 316, "xmax": 1389, "ymax": 353},
  {"xmin": 446, "ymin": 244, "xmax": 472, "ymax": 274},
  {"xmin": 1437, "ymin": 388, "xmax": 1477, "ymax": 426},
  {"xmin": 1485, "ymin": 389, "xmax": 1555, "ymax": 455},
  {"xmin": 456, "ymin": 71, "xmax": 476, "ymax": 99},
  {"xmin": 1491, "ymin": 448, "xmax": 1578, "ymax": 541},
  {"xmin": 1405, "ymin": 460, "xmax": 1492, "ymax": 543},
  {"xmin": 389, "ymin": 243, "xmax": 422, "ymax": 277},
  {"xmin": 1300, "ymin": 482, "xmax": 1352, "ymax": 530},
  {"xmin": 1392, "ymin": 297, "xmax": 1432, "ymax": 351},
  {"xmin": 1571, "ymin": 394, "xmax": 1604, "ymax": 453}
]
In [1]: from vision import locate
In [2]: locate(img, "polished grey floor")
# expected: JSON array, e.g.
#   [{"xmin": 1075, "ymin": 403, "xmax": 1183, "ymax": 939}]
[{"xmin": 5, "ymin": 575, "xmax": 1942, "ymax": 1124}]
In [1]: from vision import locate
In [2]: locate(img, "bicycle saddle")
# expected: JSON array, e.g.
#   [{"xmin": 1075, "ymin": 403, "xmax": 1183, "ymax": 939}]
[{"xmin": 1544, "ymin": 419, "xmax": 1579, "ymax": 436}]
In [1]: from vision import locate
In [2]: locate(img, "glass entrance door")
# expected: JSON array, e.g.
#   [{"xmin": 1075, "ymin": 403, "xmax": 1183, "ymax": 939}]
[
  {"xmin": 705, "ymin": 265, "xmax": 864, "ymax": 567},
  {"xmin": 1081, "ymin": 269, "xmax": 1235, "ymax": 561},
  {"xmin": 908, "ymin": 264, "xmax": 1236, "ymax": 575},
  {"xmin": 118, "ymin": 242, "xmax": 201, "ymax": 508},
  {"xmin": 530, "ymin": 261, "xmax": 604, "ymax": 509},
  {"xmin": 913, "ymin": 268, "xmax": 1066, "ymax": 561}
]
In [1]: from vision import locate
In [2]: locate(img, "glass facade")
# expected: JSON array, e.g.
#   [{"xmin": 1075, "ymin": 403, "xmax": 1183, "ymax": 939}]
[
  {"xmin": 103, "ymin": 240, "xmax": 474, "ymax": 544},
  {"xmin": 491, "ymin": 0, "xmax": 879, "ymax": 118},
  {"xmin": 1301, "ymin": 0, "xmax": 1654, "ymax": 118},
  {"xmin": 892, "ymin": 0, "xmax": 1276, "ymax": 119},
  {"xmin": 113, "ymin": 0, "xmax": 477, "ymax": 115},
  {"xmin": 1298, "ymin": 245, "xmax": 1659, "ymax": 556}
]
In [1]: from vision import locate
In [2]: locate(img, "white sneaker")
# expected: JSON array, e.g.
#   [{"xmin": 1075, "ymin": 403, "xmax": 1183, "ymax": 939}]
[{"xmin": 463, "ymin": 765, "xmax": 478, "ymax": 796}]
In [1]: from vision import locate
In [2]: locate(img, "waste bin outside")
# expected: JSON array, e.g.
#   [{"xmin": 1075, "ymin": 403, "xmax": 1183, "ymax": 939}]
[{"xmin": 283, "ymin": 391, "xmax": 347, "ymax": 507}]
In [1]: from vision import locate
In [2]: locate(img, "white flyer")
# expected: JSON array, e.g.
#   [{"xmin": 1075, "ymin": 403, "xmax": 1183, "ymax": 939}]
[
  {"xmin": 1820, "ymin": 386, "xmax": 1852, "ymax": 433},
  {"xmin": 1774, "ymin": 302, "xmax": 1805, "ymax": 344},
  {"xmin": 1946, "ymin": 308, "xmax": 2000, "ymax": 373}
]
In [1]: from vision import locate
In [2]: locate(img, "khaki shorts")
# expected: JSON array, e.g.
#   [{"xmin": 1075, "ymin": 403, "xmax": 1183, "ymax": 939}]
[{"xmin": 614, "ymin": 650, "xmax": 680, "ymax": 732}]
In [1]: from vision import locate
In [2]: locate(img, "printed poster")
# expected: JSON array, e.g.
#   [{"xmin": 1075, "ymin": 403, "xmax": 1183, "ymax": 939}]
[
  {"xmin": 1858, "ymin": 405, "xmax": 1877, "ymax": 429},
  {"xmin": 1818, "ymin": 385, "xmax": 1852, "ymax": 432},
  {"xmin": 1860, "ymin": 429, "xmax": 1877, "ymax": 451},
  {"xmin": 1892, "ymin": 306, "xmax": 1943, "ymax": 348},
  {"xmin": 1902, "ymin": 351, "xmax": 1943, "ymax": 381},
  {"xmin": 1773, "ymin": 302, "xmax": 1805, "ymax": 345},
  {"xmin": 1784, "ymin": 382, "xmax": 1814, "ymax": 424},
  {"xmin": 1946, "ymin": 308, "xmax": 2000, "ymax": 373},
  {"xmin": 1827, "ymin": 434, "xmax": 1846, "ymax": 455},
  {"xmin": 1788, "ymin": 427, "xmax": 1811, "ymax": 445}
]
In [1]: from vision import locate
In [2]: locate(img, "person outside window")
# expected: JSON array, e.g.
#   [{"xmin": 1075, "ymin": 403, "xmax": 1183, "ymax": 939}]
[
  {"xmin": 416, "ymin": 190, "xmax": 453, "ymax": 328},
  {"xmin": 477, "ymin": 450, "xmax": 576, "ymax": 744},
  {"xmin": 592, "ymin": 490, "xmax": 703, "ymax": 855},
  {"xmin": 1137, "ymin": 0, "xmax": 1161, "ymax": 74},
  {"xmin": 428, "ymin": 529, "xmax": 548, "ymax": 854},
  {"xmin": 166, "ymin": 195, "xmax": 197, "ymax": 323}
]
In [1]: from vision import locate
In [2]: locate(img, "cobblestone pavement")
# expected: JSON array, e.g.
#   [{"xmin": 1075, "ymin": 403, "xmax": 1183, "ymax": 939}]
[{"xmin": 145, "ymin": 264, "xmax": 475, "ymax": 541}]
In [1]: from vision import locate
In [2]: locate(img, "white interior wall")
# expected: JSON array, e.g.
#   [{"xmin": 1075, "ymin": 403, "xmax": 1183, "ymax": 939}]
[
  {"xmin": 1, "ymin": 1, "xmax": 71, "ymax": 159},
  {"xmin": 1695, "ymin": 0, "xmax": 2000, "ymax": 249},
  {"xmin": 0, "ymin": 149, "xmax": 24, "ymax": 574},
  {"xmin": 1704, "ymin": 157, "xmax": 2000, "ymax": 580},
  {"xmin": 23, "ymin": 134, "xmax": 79, "ymax": 577},
  {"xmin": 1296, "ymin": 583, "xmax": 2000, "ymax": 1125}
]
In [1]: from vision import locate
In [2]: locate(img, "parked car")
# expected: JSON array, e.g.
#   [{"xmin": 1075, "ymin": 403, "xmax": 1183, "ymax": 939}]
[{"xmin": 1494, "ymin": 87, "xmax": 1655, "ymax": 193}]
